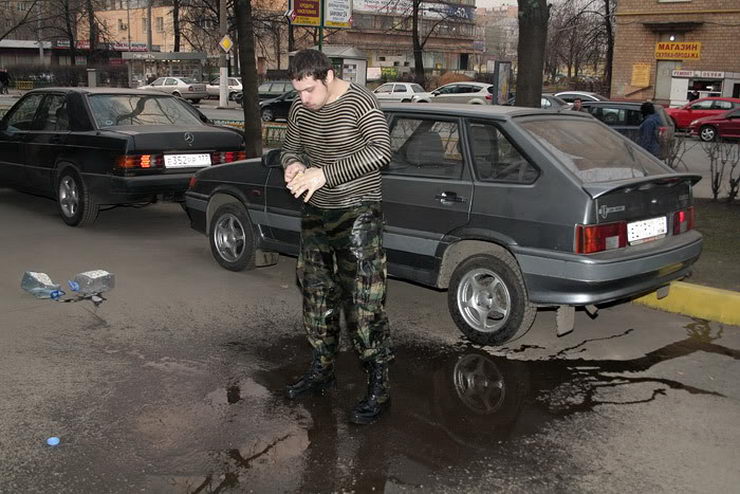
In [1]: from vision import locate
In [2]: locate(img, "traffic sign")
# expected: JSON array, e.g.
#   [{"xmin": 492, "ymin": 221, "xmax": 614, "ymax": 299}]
[{"xmin": 218, "ymin": 35, "xmax": 233, "ymax": 53}]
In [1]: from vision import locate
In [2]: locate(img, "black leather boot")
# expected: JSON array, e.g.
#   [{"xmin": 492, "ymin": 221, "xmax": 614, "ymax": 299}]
[
  {"xmin": 286, "ymin": 359, "xmax": 336, "ymax": 399},
  {"xmin": 350, "ymin": 361, "xmax": 390, "ymax": 425}
]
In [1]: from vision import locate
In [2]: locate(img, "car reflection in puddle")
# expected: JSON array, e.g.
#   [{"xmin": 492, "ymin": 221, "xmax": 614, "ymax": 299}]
[{"xmin": 190, "ymin": 319, "xmax": 734, "ymax": 492}]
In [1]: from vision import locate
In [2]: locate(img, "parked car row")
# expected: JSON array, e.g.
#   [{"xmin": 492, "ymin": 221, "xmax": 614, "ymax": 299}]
[{"xmin": 1, "ymin": 90, "xmax": 703, "ymax": 348}]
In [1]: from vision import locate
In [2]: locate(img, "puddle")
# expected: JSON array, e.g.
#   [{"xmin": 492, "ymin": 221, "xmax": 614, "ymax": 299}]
[{"xmin": 183, "ymin": 319, "xmax": 736, "ymax": 492}]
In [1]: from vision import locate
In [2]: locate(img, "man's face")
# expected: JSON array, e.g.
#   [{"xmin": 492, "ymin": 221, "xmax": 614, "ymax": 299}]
[
  {"xmin": 573, "ymin": 99, "xmax": 582, "ymax": 109},
  {"xmin": 292, "ymin": 74, "xmax": 331, "ymax": 111}
]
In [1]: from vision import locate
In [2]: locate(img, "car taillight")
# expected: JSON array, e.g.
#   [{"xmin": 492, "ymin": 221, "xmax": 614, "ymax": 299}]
[
  {"xmin": 211, "ymin": 150, "xmax": 247, "ymax": 164},
  {"xmin": 485, "ymin": 93, "xmax": 493, "ymax": 101},
  {"xmin": 575, "ymin": 221, "xmax": 627, "ymax": 254},
  {"xmin": 188, "ymin": 176, "xmax": 198, "ymax": 189},
  {"xmin": 673, "ymin": 207, "xmax": 695, "ymax": 234},
  {"xmin": 115, "ymin": 154, "xmax": 164, "ymax": 169}
]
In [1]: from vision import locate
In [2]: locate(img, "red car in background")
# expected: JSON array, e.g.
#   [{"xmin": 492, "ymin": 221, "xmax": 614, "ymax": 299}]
[
  {"xmin": 665, "ymin": 97, "xmax": 740, "ymax": 130},
  {"xmin": 688, "ymin": 108, "xmax": 740, "ymax": 141}
]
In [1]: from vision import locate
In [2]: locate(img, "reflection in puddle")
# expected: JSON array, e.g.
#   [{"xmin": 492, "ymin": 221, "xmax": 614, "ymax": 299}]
[{"xmin": 189, "ymin": 320, "xmax": 736, "ymax": 492}]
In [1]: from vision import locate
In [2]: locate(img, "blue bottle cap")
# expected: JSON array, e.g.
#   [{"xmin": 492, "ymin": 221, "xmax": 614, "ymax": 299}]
[
  {"xmin": 68, "ymin": 280, "xmax": 80, "ymax": 292},
  {"xmin": 47, "ymin": 436, "xmax": 60, "ymax": 446}
]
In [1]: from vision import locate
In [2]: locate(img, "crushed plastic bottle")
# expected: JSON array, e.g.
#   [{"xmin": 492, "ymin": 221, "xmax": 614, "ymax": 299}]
[
  {"xmin": 21, "ymin": 272, "xmax": 65, "ymax": 300},
  {"xmin": 68, "ymin": 270, "xmax": 115, "ymax": 296},
  {"xmin": 46, "ymin": 436, "xmax": 60, "ymax": 446}
]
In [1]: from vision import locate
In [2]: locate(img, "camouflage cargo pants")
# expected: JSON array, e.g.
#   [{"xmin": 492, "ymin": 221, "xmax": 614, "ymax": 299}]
[{"xmin": 300, "ymin": 202, "xmax": 393, "ymax": 367}]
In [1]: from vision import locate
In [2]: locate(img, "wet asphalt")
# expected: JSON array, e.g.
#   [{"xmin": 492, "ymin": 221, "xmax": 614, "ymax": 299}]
[{"xmin": 1, "ymin": 189, "xmax": 739, "ymax": 493}]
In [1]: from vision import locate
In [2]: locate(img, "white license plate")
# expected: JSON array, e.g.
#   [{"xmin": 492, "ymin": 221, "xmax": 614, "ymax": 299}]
[
  {"xmin": 628, "ymin": 216, "xmax": 667, "ymax": 244},
  {"xmin": 164, "ymin": 153, "xmax": 211, "ymax": 168}
]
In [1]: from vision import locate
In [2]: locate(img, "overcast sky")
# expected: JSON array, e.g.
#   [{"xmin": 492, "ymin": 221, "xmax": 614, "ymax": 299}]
[{"xmin": 476, "ymin": 0, "xmax": 517, "ymax": 8}]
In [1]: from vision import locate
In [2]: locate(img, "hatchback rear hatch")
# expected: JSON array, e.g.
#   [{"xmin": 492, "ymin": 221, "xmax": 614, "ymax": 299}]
[{"xmin": 519, "ymin": 116, "xmax": 700, "ymax": 253}]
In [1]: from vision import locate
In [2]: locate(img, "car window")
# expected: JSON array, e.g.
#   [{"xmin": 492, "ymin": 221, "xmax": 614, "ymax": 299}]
[
  {"xmin": 151, "ymin": 78, "xmax": 165, "ymax": 86},
  {"xmin": 4, "ymin": 94, "xmax": 44, "ymax": 131},
  {"xmin": 557, "ymin": 93, "xmax": 576, "ymax": 102},
  {"xmin": 229, "ymin": 78, "xmax": 240, "ymax": 86},
  {"xmin": 271, "ymin": 82, "xmax": 286, "ymax": 93},
  {"xmin": 385, "ymin": 117, "xmax": 463, "ymax": 179},
  {"xmin": 690, "ymin": 100, "xmax": 714, "ymax": 110},
  {"xmin": 258, "ymin": 83, "xmax": 272, "ymax": 92},
  {"xmin": 87, "ymin": 94, "xmax": 203, "ymax": 128},
  {"xmin": 164, "ymin": 78, "xmax": 177, "ymax": 86},
  {"xmin": 180, "ymin": 77, "xmax": 198, "ymax": 84},
  {"xmin": 541, "ymin": 97, "xmax": 551, "ymax": 109},
  {"xmin": 210, "ymin": 78, "xmax": 219, "ymax": 85},
  {"xmin": 519, "ymin": 118, "xmax": 668, "ymax": 183},
  {"xmin": 375, "ymin": 84, "xmax": 393, "ymax": 93},
  {"xmin": 33, "ymin": 94, "xmax": 69, "ymax": 131},
  {"xmin": 468, "ymin": 121, "xmax": 538, "ymax": 184},
  {"xmin": 411, "ymin": 84, "xmax": 425, "ymax": 93},
  {"xmin": 712, "ymin": 100, "xmax": 733, "ymax": 110},
  {"xmin": 393, "ymin": 85, "xmax": 406, "ymax": 93},
  {"xmin": 436, "ymin": 85, "xmax": 454, "ymax": 95}
]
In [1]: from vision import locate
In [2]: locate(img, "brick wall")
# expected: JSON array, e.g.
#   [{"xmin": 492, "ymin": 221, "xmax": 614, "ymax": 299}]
[{"xmin": 611, "ymin": 0, "xmax": 740, "ymax": 100}]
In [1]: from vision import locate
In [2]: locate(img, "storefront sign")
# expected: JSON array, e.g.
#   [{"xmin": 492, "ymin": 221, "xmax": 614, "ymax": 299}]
[
  {"xmin": 631, "ymin": 63, "xmax": 651, "ymax": 87},
  {"xmin": 289, "ymin": 0, "xmax": 321, "ymax": 26},
  {"xmin": 671, "ymin": 70, "xmax": 726, "ymax": 79},
  {"xmin": 655, "ymin": 41, "xmax": 701, "ymax": 60},
  {"xmin": 353, "ymin": 0, "xmax": 474, "ymax": 19},
  {"xmin": 324, "ymin": 0, "xmax": 352, "ymax": 28}
]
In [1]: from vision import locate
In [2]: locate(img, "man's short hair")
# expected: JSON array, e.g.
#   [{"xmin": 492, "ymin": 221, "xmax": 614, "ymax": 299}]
[
  {"xmin": 288, "ymin": 49, "xmax": 333, "ymax": 83},
  {"xmin": 640, "ymin": 101, "xmax": 655, "ymax": 116}
]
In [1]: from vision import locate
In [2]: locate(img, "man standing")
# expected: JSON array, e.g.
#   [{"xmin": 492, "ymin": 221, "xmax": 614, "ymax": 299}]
[
  {"xmin": 638, "ymin": 101, "xmax": 662, "ymax": 158},
  {"xmin": 572, "ymin": 97, "xmax": 586, "ymax": 112},
  {"xmin": 281, "ymin": 49, "xmax": 393, "ymax": 425}
]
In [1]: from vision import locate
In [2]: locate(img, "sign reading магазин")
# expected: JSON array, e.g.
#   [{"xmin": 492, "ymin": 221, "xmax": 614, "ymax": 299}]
[
  {"xmin": 655, "ymin": 41, "xmax": 701, "ymax": 60},
  {"xmin": 353, "ymin": 0, "xmax": 474, "ymax": 19}
]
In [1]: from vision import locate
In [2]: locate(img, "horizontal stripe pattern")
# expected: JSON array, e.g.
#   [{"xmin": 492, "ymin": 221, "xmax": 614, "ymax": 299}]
[{"xmin": 280, "ymin": 83, "xmax": 391, "ymax": 209}]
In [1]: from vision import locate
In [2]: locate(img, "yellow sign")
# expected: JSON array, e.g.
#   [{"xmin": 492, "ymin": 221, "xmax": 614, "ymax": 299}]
[
  {"xmin": 218, "ymin": 35, "xmax": 233, "ymax": 53},
  {"xmin": 655, "ymin": 41, "xmax": 701, "ymax": 60},
  {"xmin": 289, "ymin": 0, "xmax": 321, "ymax": 27},
  {"xmin": 631, "ymin": 63, "xmax": 651, "ymax": 87}
]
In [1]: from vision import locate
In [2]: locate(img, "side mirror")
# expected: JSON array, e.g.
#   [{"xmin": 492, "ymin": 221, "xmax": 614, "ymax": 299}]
[
  {"xmin": 432, "ymin": 90, "xmax": 440, "ymax": 96},
  {"xmin": 262, "ymin": 148, "xmax": 282, "ymax": 168}
]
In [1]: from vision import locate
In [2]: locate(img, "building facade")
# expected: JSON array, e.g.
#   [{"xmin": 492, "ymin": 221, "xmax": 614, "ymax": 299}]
[{"xmin": 611, "ymin": 0, "xmax": 740, "ymax": 106}]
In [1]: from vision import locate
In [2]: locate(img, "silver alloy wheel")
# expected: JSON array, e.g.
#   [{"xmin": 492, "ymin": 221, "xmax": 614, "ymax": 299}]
[
  {"xmin": 58, "ymin": 175, "xmax": 79, "ymax": 218},
  {"xmin": 700, "ymin": 126, "xmax": 716, "ymax": 142},
  {"xmin": 456, "ymin": 267, "xmax": 511, "ymax": 333},
  {"xmin": 213, "ymin": 213, "xmax": 246, "ymax": 262},
  {"xmin": 453, "ymin": 354, "xmax": 505, "ymax": 414}
]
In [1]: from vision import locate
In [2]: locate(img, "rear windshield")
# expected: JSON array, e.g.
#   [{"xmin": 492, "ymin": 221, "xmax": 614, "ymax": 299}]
[
  {"xmin": 88, "ymin": 94, "xmax": 203, "ymax": 128},
  {"xmin": 180, "ymin": 77, "xmax": 199, "ymax": 84},
  {"xmin": 411, "ymin": 84, "xmax": 425, "ymax": 93},
  {"xmin": 519, "ymin": 118, "xmax": 668, "ymax": 183}
]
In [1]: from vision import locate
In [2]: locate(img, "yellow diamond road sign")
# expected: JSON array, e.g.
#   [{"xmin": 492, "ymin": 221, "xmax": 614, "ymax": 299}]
[{"xmin": 219, "ymin": 35, "xmax": 233, "ymax": 53}]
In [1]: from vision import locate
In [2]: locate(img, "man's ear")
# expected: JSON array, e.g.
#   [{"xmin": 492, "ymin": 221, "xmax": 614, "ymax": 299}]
[{"xmin": 325, "ymin": 69, "xmax": 335, "ymax": 85}]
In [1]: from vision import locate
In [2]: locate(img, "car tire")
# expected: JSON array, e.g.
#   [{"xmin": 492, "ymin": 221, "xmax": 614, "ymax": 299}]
[
  {"xmin": 172, "ymin": 91, "xmax": 181, "ymax": 98},
  {"xmin": 448, "ymin": 253, "xmax": 535, "ymax": 346},
  {"xmin": 699, "ymin": 125, "xmax": 717, "ymax": 142},
  {"xmin": 209, "ymin": 203, "xmax": 255, "ymax": 271},
  {"xmin": 261, "ymin": 108, "xmax": 275, "ymax": 122},
  {"xmin": 229, "ymin": 92, "xmax": 237, "ymax": 101},
  {"xmin": 56, "ymin": 168, "xmax": 99, "ymax": 227}
]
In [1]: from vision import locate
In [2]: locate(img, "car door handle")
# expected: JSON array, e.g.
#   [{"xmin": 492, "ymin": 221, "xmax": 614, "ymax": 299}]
[{"xmin": 435, "ymin": 191, "xmax": 465, "ymax": 204}]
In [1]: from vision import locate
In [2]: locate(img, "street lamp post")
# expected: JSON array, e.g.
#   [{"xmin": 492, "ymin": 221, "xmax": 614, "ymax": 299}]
[{"xmin": 218, "ymin": 0, "xmax": 228, "ymax": 108}]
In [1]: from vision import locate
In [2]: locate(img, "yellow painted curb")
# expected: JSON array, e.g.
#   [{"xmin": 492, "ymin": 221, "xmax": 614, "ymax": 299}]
[{"xmin": 634, "ymin": 281, "xmax": 740, "ymax": 326}]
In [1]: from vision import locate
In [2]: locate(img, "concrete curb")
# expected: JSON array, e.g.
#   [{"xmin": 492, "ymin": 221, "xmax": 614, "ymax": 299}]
[{"xmin": 634, "ymin": 281, "xmax": 740, "ymax": 326}]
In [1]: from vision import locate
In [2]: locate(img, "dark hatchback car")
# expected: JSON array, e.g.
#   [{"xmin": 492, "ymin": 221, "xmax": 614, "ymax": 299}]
[
  {"xmin": 581, "ymin": 100, "xmax": 675, "ymax": 160},
  {"xmin": 185, "ymin": 104, "xmax": 702, "ymax": 346},
  {"xmin": 260, "ymin": 90, "xmax": 297, "ymax": 122},
  {"xmin": 0, "ymin": 88, "xmax": 245, "ymax": 226}
]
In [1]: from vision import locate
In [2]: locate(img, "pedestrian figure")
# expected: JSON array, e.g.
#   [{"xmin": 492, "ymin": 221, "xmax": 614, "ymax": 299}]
[
  {"xmin": 638, "ymin": 101, "xmax": 662, "ymax": 158},
  {"xmin": 572, "ymin": 97, "xmax": 586, "ymax": 112},
  {"xmin": 281, "ymin": 49, "xmax": 393, "ymax": 425},
  {"xmin": 687, "ymin": 90, "xmax": 700, "ymax": 102},
  {"xmin": 0, "ymin": 68, "xmax": 9, "ymax": 94}
]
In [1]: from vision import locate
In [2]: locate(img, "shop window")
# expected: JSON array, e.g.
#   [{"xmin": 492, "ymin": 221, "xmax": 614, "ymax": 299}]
[{"xmin": 156, "ymin": 17, "xmax": 164, "ymax": 32}]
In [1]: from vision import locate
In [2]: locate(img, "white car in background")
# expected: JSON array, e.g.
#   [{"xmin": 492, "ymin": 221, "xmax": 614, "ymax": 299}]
[
  {"xmin": 373, "ymin": 82, "xmax": 433, "ymax": 103},
  {"xmin": 138, "ymin": 77, "xmax": 207, "ymax": 103},
  {"xmin": 429, "ymin": 81, "xmax": 494, "ymax": 105},
  {"xmin": 206, "ymin": 77, "xmax": 242, "ymax": 100}
]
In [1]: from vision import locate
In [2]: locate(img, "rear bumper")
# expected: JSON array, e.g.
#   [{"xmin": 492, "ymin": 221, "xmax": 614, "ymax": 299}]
[
  {"xmin": 513, "ymin": 231, "xmax": 703, "ymax": 305},
  {"xmin": 84, "ymin": 172, "xmax": 195, "ymax": 204}
]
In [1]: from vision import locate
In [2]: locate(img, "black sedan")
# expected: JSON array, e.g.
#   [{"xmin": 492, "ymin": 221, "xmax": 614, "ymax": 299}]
[
  {"xmin": 184, "ymin": 104, "xmax": 702, "ymax": 347},
  {"xmin": 260, "ymin": 90, "xmax": 297, "ymax": 122},
  {"xmin": 0, "ymin": 88, "xmax": 245, "ymax": 226}
]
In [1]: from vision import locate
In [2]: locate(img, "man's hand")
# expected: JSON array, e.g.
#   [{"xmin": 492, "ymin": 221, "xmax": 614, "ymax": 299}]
[
  {"xmin": 286, "ymin": 167, "xmax": 326, "ymax": 203},
  {"xmin": 284, "ymin": 162, "xmax": 307, "ymax": 183}
]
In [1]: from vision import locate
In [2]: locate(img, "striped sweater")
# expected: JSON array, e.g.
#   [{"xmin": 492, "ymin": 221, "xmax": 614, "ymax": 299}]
[{"xmin": 280, "ymin": 83, "xmax": 391, "ymax": 209}]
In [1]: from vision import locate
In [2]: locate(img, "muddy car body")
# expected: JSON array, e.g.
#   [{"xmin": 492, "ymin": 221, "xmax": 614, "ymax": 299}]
[{"xmin": 184, "ymin": 104, "xmax": 702, "ymax": 346}]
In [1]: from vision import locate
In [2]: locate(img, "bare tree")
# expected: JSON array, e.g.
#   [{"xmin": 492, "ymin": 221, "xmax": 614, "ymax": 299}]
[
  {"xmin": 515, "ymin": 0, "xmax": 549, "ymax": 108},
  {"xmin": 0, "ymin": 0, "xmax": 44, "ymax": 42},
  {"xmin": 234, "ymin": 0, "xmax": 261, "ymax": 158}
]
